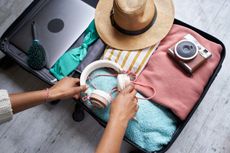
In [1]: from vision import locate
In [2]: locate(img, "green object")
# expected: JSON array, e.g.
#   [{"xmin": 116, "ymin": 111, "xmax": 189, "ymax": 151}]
[
  {"xmin": 50, "ymin": 20, "xmax": 99, "ymax": 80},
  {"xmin": 27, "ymin": 21, "xmax": 46, "ymax": 70}
]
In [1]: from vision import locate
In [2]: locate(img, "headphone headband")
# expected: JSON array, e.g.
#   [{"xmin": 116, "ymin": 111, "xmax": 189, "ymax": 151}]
[{"xmin": 80, "ymin": 60, "xmax": 123, "ymax": 86}]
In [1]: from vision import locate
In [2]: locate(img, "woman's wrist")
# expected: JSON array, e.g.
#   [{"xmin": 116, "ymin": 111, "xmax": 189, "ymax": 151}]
[
  {"xmin": 44, "ymin": 88, "xmax": 50, "ymax": 102},
  {"xmin": 109, "ymin": 115, "xmax": 129, "ymax": 129},
  {"xmin": 46, "ymin": 88, "xmax": 60, "ymax": 102}
]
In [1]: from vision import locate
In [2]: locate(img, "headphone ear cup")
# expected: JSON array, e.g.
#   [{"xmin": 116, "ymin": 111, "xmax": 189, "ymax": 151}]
[
  {"xmin": 117, "ymin": 74, "xmax": 131, "ymax": 91},
  {"xmin": 89, "ymin": 90, "xmax": 112, "ymax": 108}
]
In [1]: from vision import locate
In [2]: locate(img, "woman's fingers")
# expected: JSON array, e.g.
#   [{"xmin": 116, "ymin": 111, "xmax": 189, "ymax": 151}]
[
  {"xmin": 74, "ymin": 94, "xmax": 80, "ymax": 99},
  {"xmin": 65, "ymin": 85, "xmax": 87, "ymax": 96},
  {"xmin": 135, "ymin": 104, "xmax": 139, "ymax": 112},
  {"xmin": 121, "ymin": 84, "xmax": 134, "ymax": 94},
  {"xmin": 130, "ymin": 89, "xmax": 137, "ymax": 98},
  {"xmin": 73, "ymin": 85, "xmax": 87, "ymax": 99},
  {"xmin": 133, "ymin": 98, "xmax": 138, "ymax": 107},
  {"xmin": 75, "ymin": 85, "xmax": 87, "ymax": 93},
  {"xmin": 73, "ymin": 78, "xmax": 80, "ymax": 84},
  {"xmin": 65, "ymin": 77, "xmax": 80, "ymax": 84},
  {"xmin": 132, "ymin": 97, "xmax": 138, "ymax": 116},
  {"xmin": 80, "ymin": 85, "xmax": 87, "ymax": 92}
]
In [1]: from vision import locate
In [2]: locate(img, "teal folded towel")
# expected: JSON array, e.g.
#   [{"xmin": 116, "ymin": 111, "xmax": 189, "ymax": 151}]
[{"xmin": 84, "ymin": 68, "xmax": 178, "ymax": 152}]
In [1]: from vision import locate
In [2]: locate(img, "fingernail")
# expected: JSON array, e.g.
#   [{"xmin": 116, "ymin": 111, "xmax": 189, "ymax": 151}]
[
  {"xmin": 128, "ymin": 84, "xmax": 132, "ymax": 87},
  {"xmin": 132, "ymin": 117, "xmax": 138, "ymax": 122}
]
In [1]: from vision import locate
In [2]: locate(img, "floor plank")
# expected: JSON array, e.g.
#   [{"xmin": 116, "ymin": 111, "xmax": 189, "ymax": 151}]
[{"xmin": 167, "ymin": 0, "xmax": 230, "ymax": 153}]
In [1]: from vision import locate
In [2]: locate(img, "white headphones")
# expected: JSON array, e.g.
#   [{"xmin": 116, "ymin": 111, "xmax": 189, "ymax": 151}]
[{"xmin": 80, "ymin": 60, "xmax": 131, "ymax": 108}]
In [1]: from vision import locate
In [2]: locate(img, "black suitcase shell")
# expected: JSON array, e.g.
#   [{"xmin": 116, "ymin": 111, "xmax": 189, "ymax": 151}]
[{"xmin": 0, "ymin": 0, "xmax": 226, "ymax": 152}]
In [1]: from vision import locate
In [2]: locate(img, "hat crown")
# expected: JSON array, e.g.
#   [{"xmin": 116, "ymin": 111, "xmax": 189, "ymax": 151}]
[
  {"xmin": 113, "ymin": 0, "xmax": 155, "ymax": 31},
  {"xmin": 115, "ymin": 0, "xmax": 146, "ymax": 14}
]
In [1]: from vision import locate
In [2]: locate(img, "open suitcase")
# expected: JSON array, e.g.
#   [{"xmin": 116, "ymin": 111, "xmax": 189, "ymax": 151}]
[{"xmin": 0, "ymin": 0, "xmax": 226, "ymax": 153}]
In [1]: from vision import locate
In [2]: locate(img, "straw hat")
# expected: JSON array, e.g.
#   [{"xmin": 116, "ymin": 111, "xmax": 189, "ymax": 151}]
[{"xmin": 95, "ymin": 0, "xmax": 174, "ymax": 50}]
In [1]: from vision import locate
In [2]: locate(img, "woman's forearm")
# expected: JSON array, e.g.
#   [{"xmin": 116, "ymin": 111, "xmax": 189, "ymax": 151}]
[
  {"xmin": 6, "ymin": 77, "xmax": 86, "ymax": 114},
  {"xmin": 95, "ymin": 117, "xmax": 128, "ymax": 153},
  {"xmin": 10, "ymin": 89, "xmax": 49, "ymax": 113}
]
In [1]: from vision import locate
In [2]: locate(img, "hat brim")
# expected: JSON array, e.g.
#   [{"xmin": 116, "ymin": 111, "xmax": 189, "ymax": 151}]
[{"xmin": 95, "ymin": 0, "xmax": 175, "ymax": 50}]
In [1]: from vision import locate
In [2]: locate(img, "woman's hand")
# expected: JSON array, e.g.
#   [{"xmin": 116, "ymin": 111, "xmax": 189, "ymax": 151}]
[
  {"xmin": 110, "ymin": 84, "xmax": 138, "ymax": 127},
  {"xmin": 95, "ymin": 84, "xmax": 138, "ymax": 153},
  {"xmin": 49, "ymin": 77, "xmax": 87, "ymax": 101},
  {"xmin": 9, "ymin": 77, "xmax": 87, "ymax": 113}
]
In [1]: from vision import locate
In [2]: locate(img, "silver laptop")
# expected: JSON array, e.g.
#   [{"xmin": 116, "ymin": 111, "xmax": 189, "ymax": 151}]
[{"xmin": 10, "ymin": 0, "xmax": 95, "ymax": 68}]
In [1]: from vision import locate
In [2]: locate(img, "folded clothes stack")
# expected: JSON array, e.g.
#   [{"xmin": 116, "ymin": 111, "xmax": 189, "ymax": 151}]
[
  {"xmin": 84, "ymin": 68, "xmax": 178, "ymax": 152},
  {"xmin": 135, "ymin": 24, "xmax": 222, "ymax": 120}
]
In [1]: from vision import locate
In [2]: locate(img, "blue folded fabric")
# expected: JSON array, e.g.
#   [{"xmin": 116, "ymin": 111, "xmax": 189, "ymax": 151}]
[{"xmin": 84, "ymin": 68, "xmax": 178, "ymax": 152}]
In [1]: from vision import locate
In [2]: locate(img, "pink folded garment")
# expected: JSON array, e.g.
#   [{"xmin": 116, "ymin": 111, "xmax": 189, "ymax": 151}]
[{"xmin": 135, "ymin": 24, "xmax": 222, "ymax": 120}]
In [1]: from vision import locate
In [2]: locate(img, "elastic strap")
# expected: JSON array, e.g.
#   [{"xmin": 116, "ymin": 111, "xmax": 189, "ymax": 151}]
[{"xmin": 131, "ymin": 81, "xmax": 156, "ymax": 100}]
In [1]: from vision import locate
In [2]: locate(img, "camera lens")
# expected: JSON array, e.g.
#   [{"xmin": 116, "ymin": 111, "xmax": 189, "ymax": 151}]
[{"xmin": 175, "ymin": 40, "xmax": 198, "ymax": 60}]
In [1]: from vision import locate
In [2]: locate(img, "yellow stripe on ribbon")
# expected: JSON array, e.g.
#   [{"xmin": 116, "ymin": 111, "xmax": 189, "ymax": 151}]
[
  {"xmin": 108, "ymin": 49, "xmax": 114, "ymax": 61},
  {"xmin": 121, "ymin": 51, "xmax": 131, "ymax": 68},
  {"xmin": 115, "ymin": 50, "xmax": 122, "ymax": 63},
  {"xmin": 128, "ymin": 49, "xmax": 142, "ymax": 73}
]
